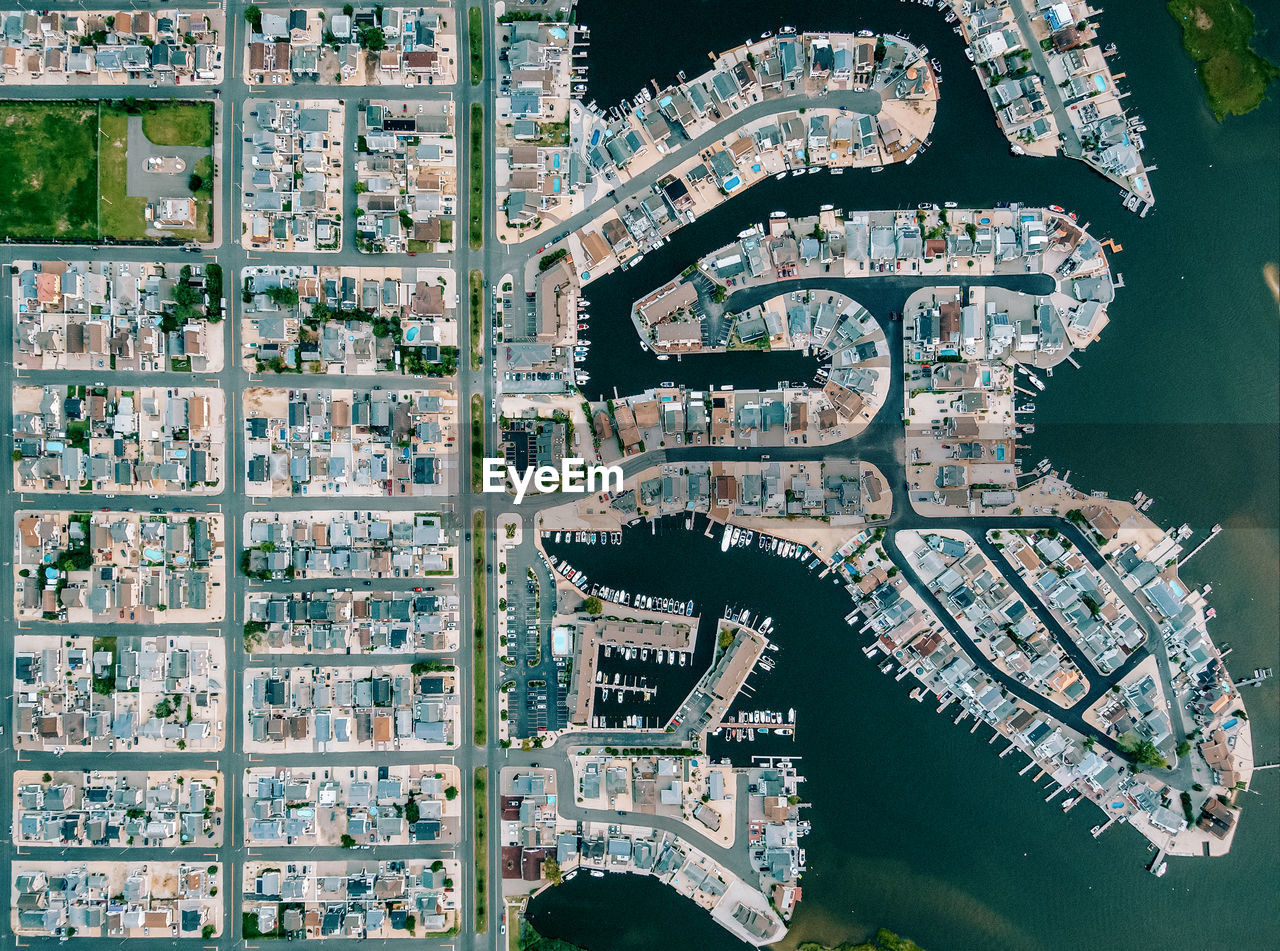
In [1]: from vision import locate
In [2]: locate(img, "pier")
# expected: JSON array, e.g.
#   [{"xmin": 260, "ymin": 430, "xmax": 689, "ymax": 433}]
[
  {"xmin": 1178, "ymin": 524, "xmax": 1223, "ymax": 567},
  {"xmin": 1233, "ymin": 667, "xmax": 1273, "ymax": 689}
]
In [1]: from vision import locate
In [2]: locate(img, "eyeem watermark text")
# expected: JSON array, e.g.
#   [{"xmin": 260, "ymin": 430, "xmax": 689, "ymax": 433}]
[{"xmin": 482, "ymin": 458, "xmax": 624, "ymax": 504}]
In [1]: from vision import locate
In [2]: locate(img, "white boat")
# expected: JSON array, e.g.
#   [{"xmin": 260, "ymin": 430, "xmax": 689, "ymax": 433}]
[
  {"xmin": 944, "ymin": 201, "xmax": 958, "ymax": 208},
  {"xmin": 905, "ymin": 153, "xmax": 918, "ymax": 165},
  {"xmin": 590, "ymin": 870, "xmax": 605, "ymax": 878},
  {"xmin": 774, "ymin": 171, "xmax": 787, "ymax": 180}
]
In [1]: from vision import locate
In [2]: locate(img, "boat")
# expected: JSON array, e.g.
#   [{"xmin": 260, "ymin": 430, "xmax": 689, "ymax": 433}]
[
  {"xmin": 871, "ymin": 166, "xmax": 884, "ymax": 173},
  {"xmin": 1018, "ymin": 403, "xmax": 1036, "ymax": 412},
  {"xmin": 1153, "ymin": 861, "xmax": 1167, "ymax": 878},
  {"xmin": 1061, "ymin": 796, "xmax": 1078, "ymax": 810},
  {"xmin": 774, "ymin": 171, "xmax": 787, "ymax": 180},
  {"xmin": 790, "ymin": 168, "xmax": 805, "ymax": 177},
  {"xmin": 944, "ymin": 201, "xmax": 958, "ymax": 208},
  {"xmin": 780, "ymin": 25, "xmax": 796, "ymax": 35},
  {"xmin": 1010, "ymin": 144, "xmax": 1026, "ymax": 156},
  {"xmin": 857, "ymin": 29, "xmax": 875, "ymax": 38},
  {"xmin": 777, "ymin": 728, "xmax": 793, "ymax": 736},
  {"xmin": 590, "ymin": 870, "xmax": 605, "ymax": 878},
  {"xmin": 807, "ymin": 166, "xmax": 821, "ymax": 174},
  {"xmin": 1049, "ymin": 204, "xmax": 1065, "ymax": 214},
  {"xmin": 760, "ymin": 30, "xmax": 773, "ymax": 39},
  {"xmin": 905, "ymin": 153, "xmax": 918, "ymax": 165}
]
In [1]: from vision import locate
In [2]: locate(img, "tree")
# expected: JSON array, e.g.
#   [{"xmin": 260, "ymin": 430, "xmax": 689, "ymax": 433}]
[
  {"xmin": 711, "ymin": 284, "xmax": 728, "ymax": 304},
  {"xmin": 582, "ymin": 596, "xmax": 603, "ymax": 615},
  {"xmin": 444, "ymin": 785, "xmax": 458, "ymax": 800},
  {"xmin": 543, "ymin": 855, "xmax": 562, "ymax": 885},
  {"xmin": 202, "ymin": 925, "xmax": 215, "ymax": 939},
  {"xmin": 245, "ymin": 6, "xmax": 262, "ymax": 30},
  {"xmin": 340, "ymin": 834, "xmax": 356, "ymax": 848},
  {"xmin": 359, "ymin": 26, "xmax": 387, "ymax": 51},
  {"xmin": 343, "ymin": 3, "xmax": 354, "ymax": 15},
  {"xmin": 188, "ymin": 173, "xmax": 203, "ymax": 193}
]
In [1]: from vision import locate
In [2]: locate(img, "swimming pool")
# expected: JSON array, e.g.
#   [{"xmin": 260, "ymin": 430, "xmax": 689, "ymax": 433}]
[
  {"xmin": 405, "ymin": 326, "xmax": 419, "ymax": 342},
  {"xmin": 723, "ymin": 175, "xmax": 742, "ymax": 192},
  {"xmin": 552, "ymin": 153, "xmax": 561, "ymax": 170},
  {"xmin": 1093, "ymin": 74, "xmax": 1107, "ymax": 92},
  {"xmin": 995, "ymin": 445, "xmax": 1005, "ymax": 461},
  {"xmin": 751, "ymin": 163, "xmax": 761, "ymax": 173},
  {"xmin": 143, "ymin": 547, "xmax": 163, "ymax": 562},
  {"xmin": 939, "ymin": 348, "xmax": 959, "ymax": 357},
  {"xmin": 589, "ymin": 129, "xmax": 600, "ymax": 147}
]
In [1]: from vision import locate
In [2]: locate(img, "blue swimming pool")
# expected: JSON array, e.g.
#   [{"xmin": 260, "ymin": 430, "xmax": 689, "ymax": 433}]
[
  {"xmin": 552, "ymin": 153, "xmax": 561, "ymax": 170},
  {"xmin": 405, "ymin": 326, "xmax": 419, "ymax": 342},
  {"xmin": 143, "ymin": 547, "xmax": 163, "ymax": 562},
  {"xmin": 939, "ymin": 348, "xmax": 958, "ymax": 357},
  {"xmin": 1093, "ymin": 74, "xmax": 1107, "ymax": 92},
  {"xmin": 751, "ymin": 163, "xmax": 761, "ymax": 173},
  {"xmin": 723, "ymin": 175, "xmax": 742, "ymax": 191},
  {"xmin": 589, "ymin": 129, "xmax": 600, "ymax": 147},
  {"xmin": 996, "ymin": 445, "xmax": 1005, "ymax": 461}
]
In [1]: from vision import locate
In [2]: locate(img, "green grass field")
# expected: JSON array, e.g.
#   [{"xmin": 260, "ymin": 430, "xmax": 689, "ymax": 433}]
[
  {"xmin": 474, "ymin": 766, "xmax": 489, "ymax": 933},
  {"xmin": 472, "ymin": 509, "xmax": 488, "ymax": 748},
  {"xmin": 469, "ymin": 269, "xmax": 485, "ymax": 370},
  {"xmin": 0, "ymin": 99, "xmax": 213, "ymax": 242},
  {"xmin": 0, "ymin": 102, "xmax": 99, "ymax": 240},
  {"xmin": 98, "ymin": 105, "xmax": 152, "ymax": 240},
  {"xmin": 140, "ymin": 100, "xmax": 214, "ymax": 147},
  {"xmin": 469, "ymin": 7, "xmax": 484, "ymax": 85},
  {"xmin": 1167, "ymin": 0, "xmax": 1280, "ymax": 118},
  {"xmin": 469, "ymin": 105, "xmax": 484, "ymax": 249}
]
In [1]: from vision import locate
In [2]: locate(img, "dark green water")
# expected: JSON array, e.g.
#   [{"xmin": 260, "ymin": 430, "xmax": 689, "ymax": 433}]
[{"xmin": 528, "ymin": 2, "xmax": 1280, "ymax": 949}]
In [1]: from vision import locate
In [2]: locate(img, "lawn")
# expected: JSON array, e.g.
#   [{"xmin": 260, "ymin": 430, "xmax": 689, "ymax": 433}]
[
  {"xmin": 140, "ymin": 100, "xmax": 214, "ymax": 147},
  {"xmin": 98, "ymin": 104, "xmax": 151, "ymax": 240},
  {"xmin": 1167, "ymin": 0, "xmax": 1280, "ymax": 118},
  {"xmin": 0, "ymin": 101, "xmax": 99, "ymax": 240},
  {"xmin": 474, "ymin": 766, "xmax": 489, "ymax": 933},
  {"xmin": 469, "ymin": 7, "xmax": 484, "ymax": 85},
  {"xmin": 473, "ymin": 509, "xmax": 487, "ymax": 748},
  {"xmin": 469, "ymin": 269, "xmax": 485, "ymax": 370},
  {"xmin": 469, "ymin": 105, "xmax": 484, "ymax": 249}
]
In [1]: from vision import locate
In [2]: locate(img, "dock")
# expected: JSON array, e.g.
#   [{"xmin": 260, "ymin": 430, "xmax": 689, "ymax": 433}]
[
  {"xmin": 1234, "ymin": 667, "xmax": 1273, "ymax": 688},
  {"xmin": 1179, "ymin": 524, "xmax": 1222, "ymax": 567}
]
